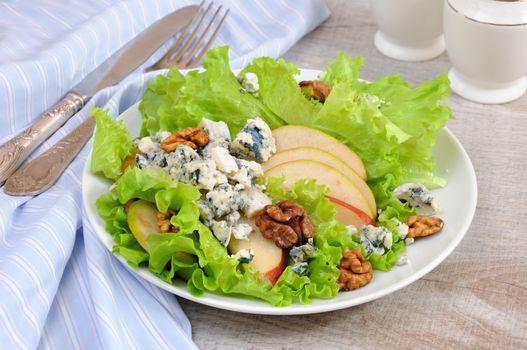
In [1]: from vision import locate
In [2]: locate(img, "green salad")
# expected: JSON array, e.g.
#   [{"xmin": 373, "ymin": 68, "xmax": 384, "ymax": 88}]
[{"xmin": 91, "ymin": 46, "xmax": 452, "ymax": 306}]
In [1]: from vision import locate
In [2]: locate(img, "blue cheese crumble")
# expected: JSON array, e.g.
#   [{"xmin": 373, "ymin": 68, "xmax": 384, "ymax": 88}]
[
  {"xmin": 232, "ymin": 223, "xmax": 252, "ymax": 240},
  {"xmin": 396, "ymin": 253, "xmax": 408, "ymax": 266},
  {"xmin": 394, "ymin": 183, "xmax": 440, "ymax": 216},
  {"xmin": 230, "ymin": 118, "xmax": 276, "ymax": 162},
  {"xmin": 240, "ymin": 187, "xmax": 272, "ymax": 218},
  {"xmin": 199, "ymin": 119, "xmax": 231, "ymax": 146},
  {"xmin": 291, "ymin": 262, "xmax": 309, "ymax": 276},
  {"xmin": 392, "ymin": 218, "xmax": 409, "ymax": 240},
  {"xmin": 205, "ymin": 184, "xmax": 242, "ymax": 217},
  {"xmin": 290, "ymin": 238, "xmax": 315, "ymax": 276},
  {"xmin": 210, "ymin": 146, "xmax": 238, "ymax": 174},
  {"xmin": 238, "ymin": 72, "xmax": 259, "ymax": 94},
  {"xmin": 360, "ymin": 225, "xmax": 393, "ymax": 255},
  {"xmin": 132, "ymin": 118, "xmax": 277, "ymax": 248},
  {"xmin": 290, "ymin": 238, "xmax": 315, "ymax": 263},
  {"xmin": 211, "ymin": 220, "xmax": 232, "ymax": 246},
  {"xmin": 231, "ymin": 249, "xmax": 254, "ymax": 264}
]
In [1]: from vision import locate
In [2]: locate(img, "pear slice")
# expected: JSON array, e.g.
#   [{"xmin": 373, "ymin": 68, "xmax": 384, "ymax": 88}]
[
  {"xmin": 228, "ymin": 219, "xmax": 286, "ymax": 286},
  {"xmin": 262, "ymin": 147, "xmax": 376, "ymax": 213},
  {"xmin": 272, "ymin": 125, "xmax": 367, "ymax": 180},
  {"xmin": 265, "ymin": 160, "xmax": 375, "ymax": 219},
  {"xmin": 127, "ymin": 200, "xmax": 159, "ymax": 251},
  {"xmin": 127, "ymin": 200, "xmax": 196, "ymax": 264}
]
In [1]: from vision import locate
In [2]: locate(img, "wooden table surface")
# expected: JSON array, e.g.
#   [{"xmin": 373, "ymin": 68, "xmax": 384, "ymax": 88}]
[{"xmin": 180, "ymin": 1, "xmax": 527, "ymax": 348}]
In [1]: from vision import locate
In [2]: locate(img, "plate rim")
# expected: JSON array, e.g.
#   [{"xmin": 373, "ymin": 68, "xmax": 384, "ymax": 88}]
[{"xmin": 82, "ymin": 68, "xmax": 478, "ymax": 315}]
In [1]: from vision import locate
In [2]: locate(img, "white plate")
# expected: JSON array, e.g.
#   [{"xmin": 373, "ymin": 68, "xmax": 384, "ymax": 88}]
[{"xmin": 82, "ymin": 69, "xmax": 478, "ymax": 315}]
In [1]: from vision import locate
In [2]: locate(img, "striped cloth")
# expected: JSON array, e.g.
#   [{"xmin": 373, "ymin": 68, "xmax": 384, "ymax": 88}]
[{"xmin": 0, "ymin": 1, "xmax": 330, "ymax": 349}]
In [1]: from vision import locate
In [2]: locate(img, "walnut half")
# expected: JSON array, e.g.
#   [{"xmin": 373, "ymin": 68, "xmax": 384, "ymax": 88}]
[
  {"xmin": 299, "ymin": 80, "xmax": 332, "ymax": 102},
  {"xmin": 406, "ymin": 215, "xmax": 444, "ymax": 238},
  {"xmin": 338, "ymin": 249, "xmax": 373, "ymax": 291},
  {"xmin": 255, "ymin": 200, "xmax": 315, "ymax": 249},
  {"xmin": 160, "ymin": 127, "xmax": 209, "ymax": 152},
  {"xmin": 157, "ymin": 209, "xmax": 179, "ymax": 233}
]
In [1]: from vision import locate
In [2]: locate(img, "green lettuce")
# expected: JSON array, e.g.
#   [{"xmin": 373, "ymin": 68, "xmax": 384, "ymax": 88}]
[
  {"xmin": 96, "ymin": 167, "xmax": 285, "ymax": 305},
  {"xmin": 96, "ymin": 168, "xmax": 360, "ymax": 305},
  {"xmin": 138, "ymin": 46, "xmax": 284, "ymax": 137},
  {"xmin": 90, "ymin": 108, "xmax": 134, "ymax": 180}
]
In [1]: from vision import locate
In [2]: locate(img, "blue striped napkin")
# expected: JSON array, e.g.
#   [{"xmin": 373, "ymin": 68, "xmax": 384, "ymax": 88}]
[{"xmin": 0, "ymin": 0, "xmax": 330, "ymax": 349}]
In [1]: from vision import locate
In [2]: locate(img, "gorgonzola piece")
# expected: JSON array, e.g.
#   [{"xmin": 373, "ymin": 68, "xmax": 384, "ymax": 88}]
[
  {"xmin": 231, "ymin": 249, "xmax": 254, "ymax": 264},
  {"xmin": 240, "ymin": 187, "xmax": 272, "ymax": 218},
  {"xmin": 229, "ymin": 159, "xmax": 263, "ymax": 189},
  {"xmin": 205, "ymin": 184, "xmax": 241, "ymax": 217},
  {"xmin": 135, "ymin": 136, "xmax": 158, "ymax": 153},
  {"xmin": 392, "ymin": 218, "xmax": 409, "ymax": 240},
  {"xmin": 182, "ymin": 159, "xmax": 227, "ymax": 191},
  {"xmin": 211, "ymin": 220, "xmax": 231, "ymax": 246},
  {"xmin": 291, "ymin": 262, "xmax": 309, "ymax": 276},
  {"xmin": 210, "ymin": 146, "xmax": 239, "ymax": 174},
  {"xmin": 396, "ymin": 253, "xmax": 408, "ymax": 266},
  {"xmin": 240, "ymin": 72, "xmax": 259, "ymax": 93},
  {"xmin": 230, "ymin": 118, "xmax": 276, "ymax": 162},
  {"xmin": 199, "ymin": 119, "xmax": 231, "ymax": 146},
  {"xmin": 393, "ymin": 183, "xmax": 440, "ymax": 216},
  {"xmin": 231, "ymin": 223, "xmax": 252, "ymax": 240},
  {"xmin": 360, "ymin": 225, "xmax": 393, "ymax": 255},
  {"xmin": 136, "ymin": 151, "xmax": 167, "ymax": 170},
  {"xmin": 289, "ymin": 238, "xmax": 315, "ymax": 264},
  {"xmin": 155, "ymin": 131, "xmax": 172, "ymax": 142}
]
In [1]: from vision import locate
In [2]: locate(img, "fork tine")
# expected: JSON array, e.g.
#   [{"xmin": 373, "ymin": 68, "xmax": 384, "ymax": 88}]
[
  {"xmin": 162, "ymin": 0, "xmax": 206, "ymax": 61},
  {"xmin": 170, "ymin": 2, "xmax": 214, "ymax": 64},
  {"xmin": 178, "ymin": 5, "xmax": 225, "ymax": 67},
  {"xmin": 185, "ymin": 8, "xmax": 229, "ymax": 68}
]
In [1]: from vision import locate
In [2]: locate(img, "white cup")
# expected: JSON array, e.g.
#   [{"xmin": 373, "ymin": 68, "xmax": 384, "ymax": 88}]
[
  {"xmin": 444, "ymin": 0, "xmax": 527, "ymax": 104},
  {"xmin": 369, "ymin": 0, "xmax": 445, "ymax": 61}
]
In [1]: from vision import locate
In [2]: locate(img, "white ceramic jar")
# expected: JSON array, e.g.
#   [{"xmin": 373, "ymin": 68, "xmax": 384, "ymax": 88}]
[
  {"xmin": 444, "ymin": 0, "xmax": 527, "ymax": 104},
  {"xmin": 369, "ymin": 0, "xmax": 445, "ymax": 61}
]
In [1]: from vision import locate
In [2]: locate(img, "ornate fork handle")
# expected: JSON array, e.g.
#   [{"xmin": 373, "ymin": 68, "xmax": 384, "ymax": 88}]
[{"xmin": 0, "ymin": 92, "xmax": 87, "ymax": 185}]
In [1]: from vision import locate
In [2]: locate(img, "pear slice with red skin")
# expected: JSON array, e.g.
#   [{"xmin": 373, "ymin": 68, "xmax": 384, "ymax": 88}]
[
  {"xmin": 263, "ymin": 148, "xmax": 376, "ymax": 214},
  {"xmin": 265, "ymin": 160, "xmax": 375, "ymax": 219},
  {"xmin": 327, "ymin": 195, "xmax": 375, "ymax": 228},
  {"xmin": 228, "ymin": 220, "xmax": 286, "ymax": 286},
  {"xmin": 272, "ymin": 125, "xmax": 367, "ymax": 180}
]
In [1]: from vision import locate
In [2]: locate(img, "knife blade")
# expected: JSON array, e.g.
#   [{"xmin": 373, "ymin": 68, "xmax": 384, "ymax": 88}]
[{"xmin": 0, "ymin": 5, "xmax": 198, "ymax": 186}]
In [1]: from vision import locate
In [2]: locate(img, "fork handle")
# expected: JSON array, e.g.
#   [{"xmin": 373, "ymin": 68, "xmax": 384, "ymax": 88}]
[{"xmin": 0, "ymin": 91, "xmax": 87, "ymax": 185}]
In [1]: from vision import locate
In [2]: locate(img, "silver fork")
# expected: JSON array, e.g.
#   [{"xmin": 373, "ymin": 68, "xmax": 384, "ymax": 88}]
[{"xmin": 3, "ymin": 2, "xmax": 229, "ymax": 196}]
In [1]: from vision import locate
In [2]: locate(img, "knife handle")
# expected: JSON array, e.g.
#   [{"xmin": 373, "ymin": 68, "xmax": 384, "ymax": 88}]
[
  {"xmin": 4, "ymin": 117, "xmax": 96, "ymax": 196},
  {"xmin": 0, "ymin": 91, "xmax": 87, "ymax": 185}
]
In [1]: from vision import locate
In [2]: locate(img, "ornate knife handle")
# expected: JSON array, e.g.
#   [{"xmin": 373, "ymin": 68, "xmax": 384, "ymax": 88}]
[
  {"xmin": 4, "ymin": 117, "xmax": 96, "ymax": 196},
  {"xmin": 0, "ymin": 91, "xmax": 87, "ymax": 185}
]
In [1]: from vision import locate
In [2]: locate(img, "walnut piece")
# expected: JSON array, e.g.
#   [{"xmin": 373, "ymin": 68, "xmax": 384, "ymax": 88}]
[
  {"xmin": 121, "ymin": 149, "xmax": 138, "ymax": 174},
  {"xmin": 299, "ymin": 80, "xmax": 332, "ymax": 102},
  {"xmin": 156, "ymin": 208, "xmax": 179, "ymax": 233},
  {"xmin": 160, "ymin": 127, "xmax": 209, "ymax": 152},
  {"xmin": 406, "ymin": 215, "xmax": 444, "ymax": 238},
  {"xmin": 337, "ymin": 249, "xmax": 373, "ymax": 291},
  {"xmin": 255, "ymin": 200, "xmax": 315, "ymax": 249}
]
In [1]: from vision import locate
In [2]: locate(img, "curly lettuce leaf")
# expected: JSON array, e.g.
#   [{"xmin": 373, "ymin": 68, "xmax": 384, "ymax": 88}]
[
  {"xmin": 90, "ymin": 108, "xmax": 134, "ymax": 180},
  {"xmin": 139, "ymin": 68, "xmax": 185, "ymax": 136},
  {"xmin": 322, "ymin": 51, "xmax": 364, "ymax": 86},
  {"xmin": 96, "ymin": 167, "xmax": 284, "ymax": 305},
  {"xmin": 241, "ymin": 56, "xmax": 321, "ymax": 125},
  {"xmin": 139, "ymin": 46, "xmax": 284, "ymax": 137}
]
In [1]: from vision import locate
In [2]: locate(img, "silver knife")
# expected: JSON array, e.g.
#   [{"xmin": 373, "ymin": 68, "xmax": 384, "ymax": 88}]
[{"xmin": 0, "ymin": 5, "xmax": 198, "ymax": 187}]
